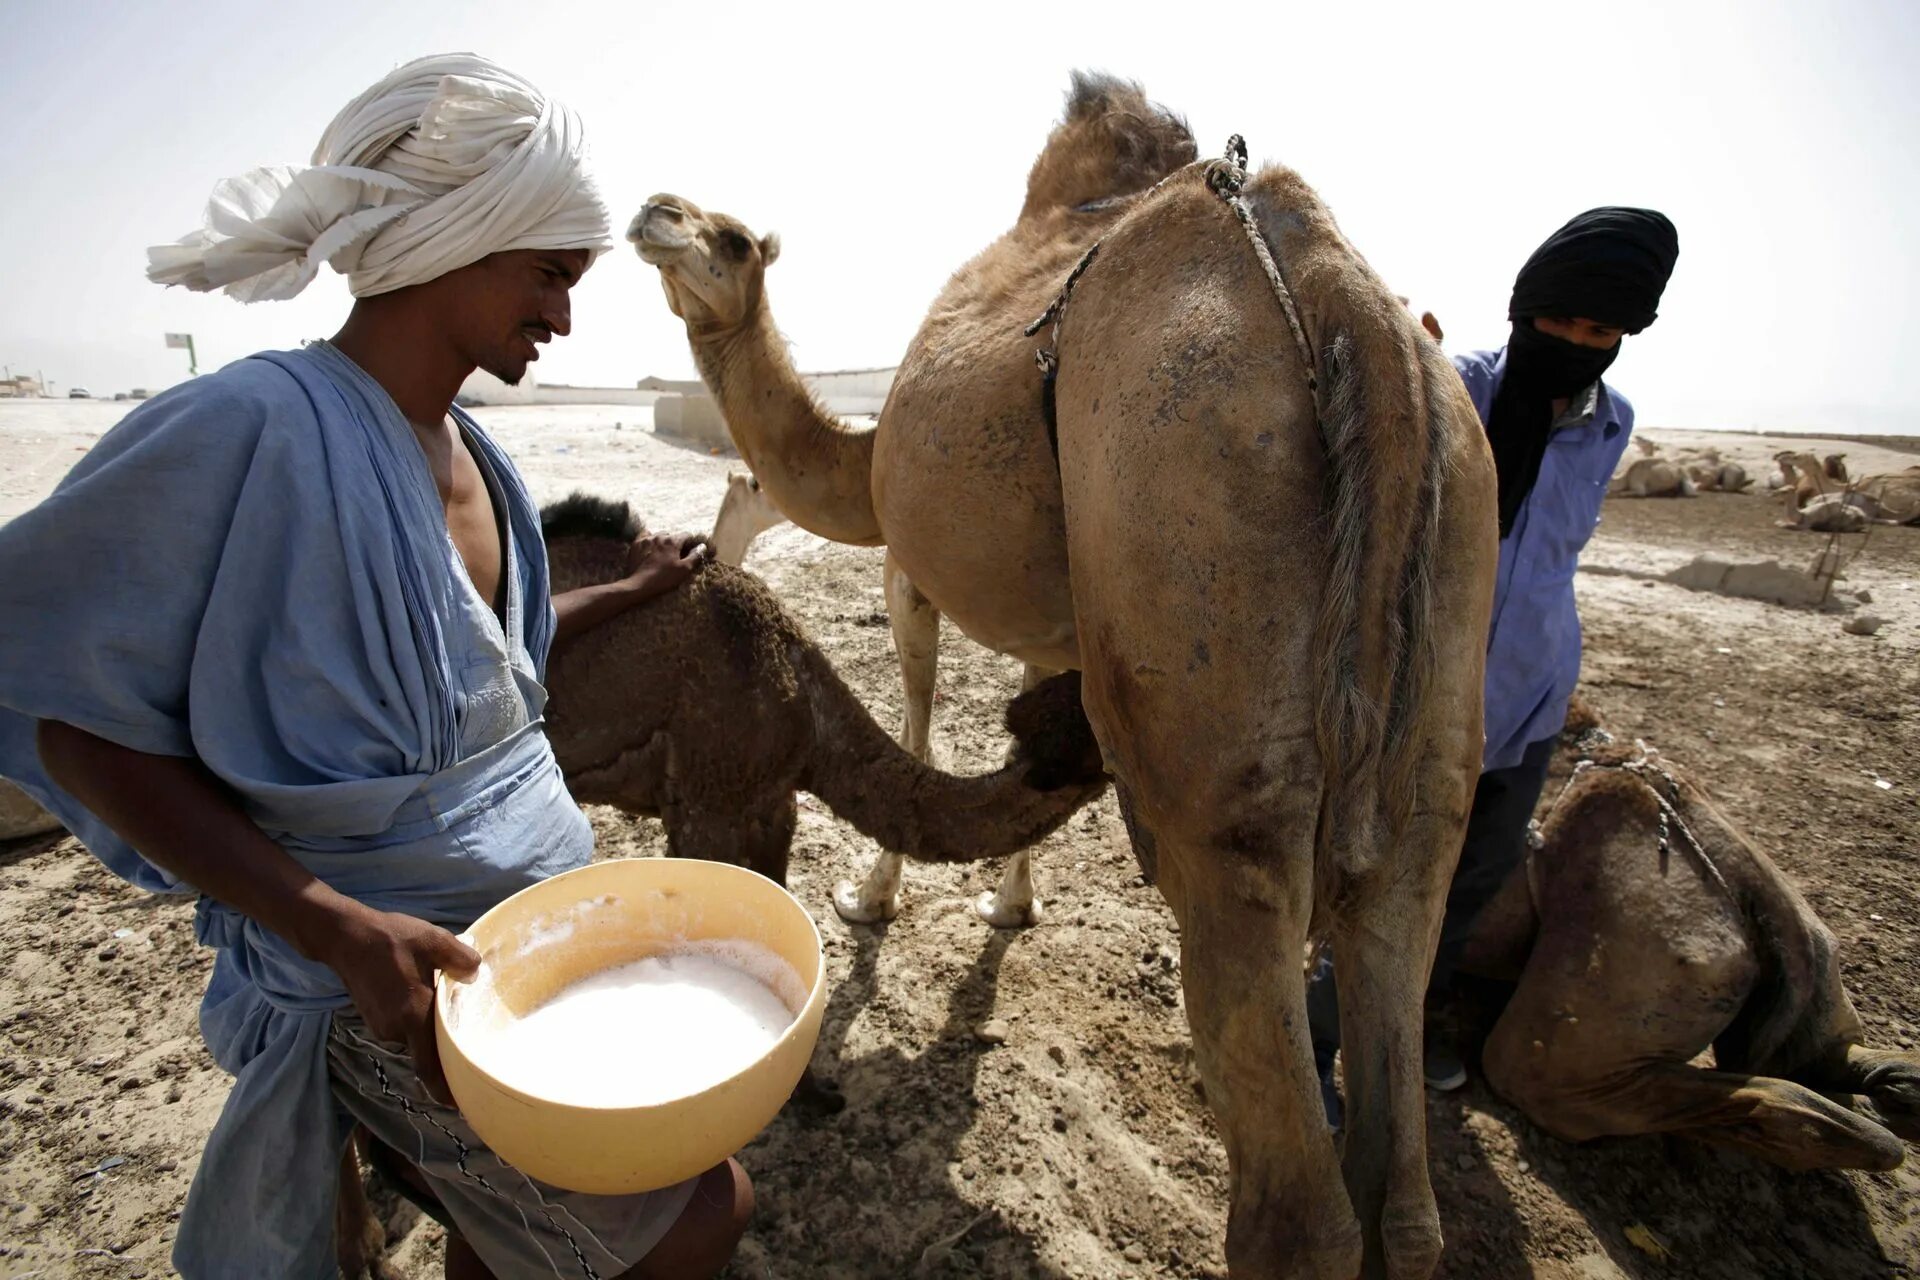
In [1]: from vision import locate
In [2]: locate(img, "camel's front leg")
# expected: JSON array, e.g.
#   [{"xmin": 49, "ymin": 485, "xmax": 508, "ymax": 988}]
[
  {"xmin": 1166, "ymin": 825, "xmax": 1361, "ymax": 1280},
  {"xmin": 1331, "ymin": 810, "xmax": 1462, "ymax": 1280},
  {"xmin": 832, "ymin": 552, "xmax": 940, "ymax": 925},
  {"xmin": 885, "ymin": 548, "xmax": 939, "ymax": 761},
  {"xmin": 971, "ymin": 662, "xmax": 1062, "ymax": 929}
]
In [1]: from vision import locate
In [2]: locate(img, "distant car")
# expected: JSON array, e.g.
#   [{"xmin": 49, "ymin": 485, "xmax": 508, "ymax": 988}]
[
  {"xmin": 68, "ymin": 388, "xmax": 91, "ymax": 399},
  {"xmin": 129, "ymin": 388, "xmax": 150, "ymax": 400}
]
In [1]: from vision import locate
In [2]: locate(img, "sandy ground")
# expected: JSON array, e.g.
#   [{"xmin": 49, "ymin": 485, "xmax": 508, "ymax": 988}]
[{"xmin": 1, "ymin": 399, "xmax": 1917, "ymax": 1279}]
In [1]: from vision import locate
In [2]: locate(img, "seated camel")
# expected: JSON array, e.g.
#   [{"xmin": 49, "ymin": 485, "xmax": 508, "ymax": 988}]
[
  {"xmin": 1775, "ymin": 451, "xmax": 1832, "ymax": 510},
  {"xmin": 1610, "ymin": 456, "xmax": 1695, "ymax": 498},
  {"xmin": 709, "ymin": 470, "xmax": 788, "ymax": 565},
  {"xmin": 1853, "ymin": 466, "xmax": 1920, "ymax": 525},
  {"xmin": 538, "ymin": 493, "xmax": 1106, "ymax": 884},
  {"xmin": 1773, "ymin": 454, "xmax": 1917, "ymax": 530},
  {"xmin": 1460, "ymin": 698, "xmax": 1920, "ymax": 1171},
  {"xmin": 1673, "ymin": 448, "xmax": 1751, "ymax": 493}
]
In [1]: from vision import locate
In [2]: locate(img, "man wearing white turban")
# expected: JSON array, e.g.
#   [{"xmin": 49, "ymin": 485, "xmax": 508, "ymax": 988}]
[{"xmin": 0, "ymin": 54, "xmax": 750, "ymax": 1279}]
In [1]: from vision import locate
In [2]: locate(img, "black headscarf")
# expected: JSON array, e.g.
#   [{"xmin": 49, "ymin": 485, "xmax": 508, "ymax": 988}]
[{"xmin": 1488, "ymin": 206, "xmax": 1679, "ymax": 537}]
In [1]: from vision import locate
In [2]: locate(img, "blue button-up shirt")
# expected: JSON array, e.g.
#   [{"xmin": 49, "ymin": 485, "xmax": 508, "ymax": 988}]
[{"xmin": 1455, "ymin": 347, "xmax": 1634, "ymax": 770}]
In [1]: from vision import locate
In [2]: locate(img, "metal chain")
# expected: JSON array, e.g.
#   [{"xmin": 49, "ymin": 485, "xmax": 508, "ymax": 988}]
[
  {"xmin": 1565, "ymin": 746, "xmax": 1731, "ymax": 897},
  {"xmin": 362, "ymin": 1049, "xmax": 603, "ymax": 1280}
]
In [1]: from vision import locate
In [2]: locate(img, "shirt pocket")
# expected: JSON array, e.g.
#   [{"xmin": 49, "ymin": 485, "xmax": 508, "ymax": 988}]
[{"xmin": 455, "ymin": 658, "xmax": 529, "ymax": 756}]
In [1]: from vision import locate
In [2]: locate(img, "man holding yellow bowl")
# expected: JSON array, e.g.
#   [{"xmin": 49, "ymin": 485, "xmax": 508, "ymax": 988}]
[{"xmin": 0, "ymin": 54, "xmax": 748, "ymax": 1280}]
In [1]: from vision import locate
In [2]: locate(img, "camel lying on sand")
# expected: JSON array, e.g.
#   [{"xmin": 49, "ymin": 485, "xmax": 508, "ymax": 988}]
[
  {"xmin": 1610, "ymin": 457, "xmax": 1695, "ymax": 497},
  {"xmin": 1773, "ymin": 454, "xmax": 1920, "ymax": 530},
  {"xmin": 709, "ymin": 470, "xmax": 787, "ymax": 565},
  {"xmin": 1461, "ymin": 698, "xmax": 1920, "ymax": 1172},
  {"xmin": 636, "ymin": 73, "xmax": 1497, "ymax": 1280},
  {"xmin": 1628, "ymin": 439, "xmax": 1747, "ymax": 492},
  {"xmin": 539, "ymin": 493, "xmax": 1106, "ymax": 883},
  {"xmin": 1853, "ymin": 466, "xmax": 1920, "ymax": 525},
  {"xmin": 1674, "ymin": 448, "xmax": 1751, "ymax": 493}
]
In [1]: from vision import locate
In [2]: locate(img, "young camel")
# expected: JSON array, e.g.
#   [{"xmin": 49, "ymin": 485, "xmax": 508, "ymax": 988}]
[
  {"xmin": 637, "ymin": 76, "xmax": 1497, "ymax": 1280},
  {"xmin": 538, "ymin": 493, "xmax": 1106, "ymax": 882},
  {"xmin": 708, "ymin": 470, "xmax": 787, "ymax": 566},
  {"xmin": 1462, "ymin": 700, "xmax": 1920, "ymax": 1170}
]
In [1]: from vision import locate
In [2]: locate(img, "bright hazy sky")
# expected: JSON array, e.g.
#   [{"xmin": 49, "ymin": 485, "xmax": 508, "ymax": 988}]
[{"xmin": 3, "ymin": 0, "xmax": 1915, "ymax": 432}]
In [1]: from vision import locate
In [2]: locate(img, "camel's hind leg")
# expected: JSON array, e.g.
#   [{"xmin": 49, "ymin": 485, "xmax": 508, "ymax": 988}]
[
  {"xmin": 665, "ymin": 789, "xmax": 798, "ymax": 887},
  {"xmin": 1166, "ymin": 823, "xmax": 1361, "ymax": 1280},
  {"xmin": 1483, "ymin": 911, "xmax": 1903, "ymax": 1172},
  {"xmin": 1330, "ymin": 810, "xmax": 1466, "ymax": 1279},
  {"xmin": 1816, "ymin": 1046, "xmax": 1920, "ymax": 1144},
  {"xmin": 833, "ymin": 551, "xmax": 940, "ymax": 925},
  {"xmin": 971, "ymin": 662, "xmax": 1063, "ymax": 930}
]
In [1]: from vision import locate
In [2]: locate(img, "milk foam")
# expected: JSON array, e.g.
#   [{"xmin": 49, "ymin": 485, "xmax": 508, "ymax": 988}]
[{"xmin": 463, "ymin": 942, "xmax": 802, "ymax": 1107}]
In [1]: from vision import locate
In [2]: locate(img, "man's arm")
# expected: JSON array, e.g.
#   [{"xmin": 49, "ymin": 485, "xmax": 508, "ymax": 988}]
[
  {"xmin": 35, "ymin": 720, "xmax": 478, "ymax": 1099},
  {"xmin": 551, "ymin": 530, "xmax": 712, "ymax": 648}
]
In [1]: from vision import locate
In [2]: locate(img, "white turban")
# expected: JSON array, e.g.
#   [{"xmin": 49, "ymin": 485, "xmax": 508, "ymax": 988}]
[{"xmin": 147, "ymin": 53, "xmax": 611, "ymax": 302}]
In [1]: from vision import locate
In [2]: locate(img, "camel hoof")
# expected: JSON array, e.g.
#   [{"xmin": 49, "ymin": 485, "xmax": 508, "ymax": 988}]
[
  {"xmin": 833, "ymin": 878, "xmax": 900, "ymax": 925},
  {"xmin": 975, "ymin": 889, "xmax": 1042, "ymax": 930}
]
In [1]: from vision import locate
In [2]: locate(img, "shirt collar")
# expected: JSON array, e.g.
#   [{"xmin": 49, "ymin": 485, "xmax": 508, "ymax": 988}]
[{"xmin": 1551, "ymin": 380, "xmax": 1600, "ymax": 431}]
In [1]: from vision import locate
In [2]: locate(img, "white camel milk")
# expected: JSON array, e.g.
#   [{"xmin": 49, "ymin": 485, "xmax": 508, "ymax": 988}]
[{"xmin": 468, "ymin": 942, "xmax": 800, "ymax": 1107}]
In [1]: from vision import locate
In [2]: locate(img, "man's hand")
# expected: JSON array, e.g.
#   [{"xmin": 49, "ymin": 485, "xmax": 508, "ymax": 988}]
[
  {"xmin": 552, "ymin": 530, "xmax": 714, "ymax": 649},
  {"xmin": 624, "ymin": 531, "xmax": 713, "ymax": 597},
  {"xmin": 320, "ymin": 905, "xmax": 480, "ymax": 1104}
]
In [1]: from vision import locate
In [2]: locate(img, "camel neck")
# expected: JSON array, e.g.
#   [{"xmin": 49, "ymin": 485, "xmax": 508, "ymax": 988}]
[{"xmin": 683, "ymin": 303, "xmax": 883, "ymax": 547}]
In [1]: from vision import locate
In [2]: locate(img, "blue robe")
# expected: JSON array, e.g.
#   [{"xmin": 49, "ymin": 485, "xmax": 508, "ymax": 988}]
[{"xmin": 0, "ymin": 342, "xmax": 593, "ymax": 1277}]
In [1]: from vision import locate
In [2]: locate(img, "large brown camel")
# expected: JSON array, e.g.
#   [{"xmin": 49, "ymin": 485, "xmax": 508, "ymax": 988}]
[
  {"xmin": 635, "ymin": 74, "xmax": 1498, "ymax": 1280},
  {"xmin": 1461, "ymin": 698, "xmax": 1920, "ymax": 1170}
]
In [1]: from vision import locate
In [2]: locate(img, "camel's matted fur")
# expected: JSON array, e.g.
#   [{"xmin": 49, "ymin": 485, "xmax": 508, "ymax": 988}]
[
  {"xmin": 633, "ymin": 78, "xmax": 1497, "ymax": 1279},
  {"xmin": 538, "ymin": 493, "xmax": 1107, "ymax": 883}
]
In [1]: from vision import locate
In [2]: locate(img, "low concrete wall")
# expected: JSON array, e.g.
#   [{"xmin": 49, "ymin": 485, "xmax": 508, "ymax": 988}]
[{"xmin": 652, "ymin": 393, "xmax": 735, "ymax": 450}]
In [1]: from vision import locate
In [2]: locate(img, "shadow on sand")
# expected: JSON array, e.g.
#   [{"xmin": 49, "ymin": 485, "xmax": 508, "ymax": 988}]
[{"xmin": 724, "ymin": 922, "xmax": 1065, "ymax": 1279}]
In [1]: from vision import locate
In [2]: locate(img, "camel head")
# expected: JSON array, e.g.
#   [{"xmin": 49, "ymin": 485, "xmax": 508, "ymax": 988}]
[
  {"xmin": 1021, "ymin": 71, "xmax": 1197, "ymax": 218},
  {"xmin": 628, "ymin": 194, "xmax": 781, "ymax": 335}
]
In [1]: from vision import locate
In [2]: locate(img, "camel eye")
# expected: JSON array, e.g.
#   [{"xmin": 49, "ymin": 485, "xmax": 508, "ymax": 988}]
[{"xmin": 719, "ymin": 230, "xmax": 752, "ymax": 261}]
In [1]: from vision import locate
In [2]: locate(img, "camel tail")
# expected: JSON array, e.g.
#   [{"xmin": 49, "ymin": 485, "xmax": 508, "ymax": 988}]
[
  {"xmin": 795, "ymin": 653, "xmax": 1106, "ymax": 861},
  {"xmin": 1311, "ymin": 329, "xmax": 1454, "ymax": 881}
]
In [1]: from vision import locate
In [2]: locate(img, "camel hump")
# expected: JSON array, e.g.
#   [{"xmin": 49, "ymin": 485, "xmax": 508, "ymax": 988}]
[{"xmin": 1021, "ymin": 71, "xmax": 1197, "ymax": 217}]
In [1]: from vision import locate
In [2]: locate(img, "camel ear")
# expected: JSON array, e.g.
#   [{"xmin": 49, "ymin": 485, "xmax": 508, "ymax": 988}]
[
  {"xmin": 759, "ymin": 232, "xmax": 781, "ymax": 266},
  {"xmin": 1420, "ymin": 310, "xmax": 1444, "ymax": 343}
]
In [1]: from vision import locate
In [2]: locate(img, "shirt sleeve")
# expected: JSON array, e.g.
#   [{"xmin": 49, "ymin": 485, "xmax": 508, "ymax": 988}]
[
  {"xmin": 0, "ymin": 368, "xmax": 280, "ymax": 757},
  {"xmin": 1451, "ymin": 350, "xmax": 1498, "ymax": 427}
]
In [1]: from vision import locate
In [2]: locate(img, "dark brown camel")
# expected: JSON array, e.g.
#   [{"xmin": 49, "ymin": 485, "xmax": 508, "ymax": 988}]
[{"xmin": 1462, "ymin": 697, "xmax": 1920, "ymax": 1171}]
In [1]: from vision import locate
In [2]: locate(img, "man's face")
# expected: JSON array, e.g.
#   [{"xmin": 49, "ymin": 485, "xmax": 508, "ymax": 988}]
[
  {"xmin": 445, "ymin": 248, "xmax": 591, "ymax": 386},
  {"xmin": 1532, "ymin": 316, "xmax": 1624, "ymax": 350}
]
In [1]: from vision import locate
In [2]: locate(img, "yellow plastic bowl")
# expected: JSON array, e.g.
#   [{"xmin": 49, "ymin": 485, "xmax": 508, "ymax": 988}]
[{"xmin": 434, "ymin": 857, "xmax": 826, "ymax": 1194}]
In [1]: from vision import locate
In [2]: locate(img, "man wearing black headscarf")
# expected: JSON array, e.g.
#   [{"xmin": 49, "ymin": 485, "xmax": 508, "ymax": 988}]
[{"xmin": 1311, "ymin": 207, "xmax": 1679, "ymax": 1122}]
